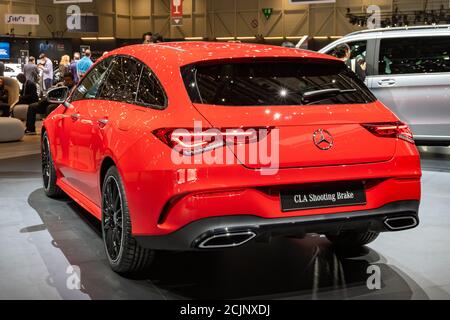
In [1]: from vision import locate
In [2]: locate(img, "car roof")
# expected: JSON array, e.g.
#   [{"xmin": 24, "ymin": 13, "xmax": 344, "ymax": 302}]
[
  {"xmin": 347, "ymin": 24, "xmax": 450, "ymax": 37},
  {"xmin": 106, "ymin": 41, "xmax": 340, "ymax": 67},
  {"xmin": 339, "ymin": 24, "xmax": 450, "ymax": 42},
  {"xmin": 319, "ymin": 24, "xmax": 450, "ymax": 53}
]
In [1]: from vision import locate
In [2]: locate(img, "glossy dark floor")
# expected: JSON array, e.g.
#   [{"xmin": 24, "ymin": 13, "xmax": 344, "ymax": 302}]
[{"xmin": 0, "ymin": 149, "xmax": 449, "ymax": 299}]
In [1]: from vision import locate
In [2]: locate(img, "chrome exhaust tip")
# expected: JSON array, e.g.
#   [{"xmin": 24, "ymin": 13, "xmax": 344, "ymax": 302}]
[
  {"xmin": 198, "ymin": 231, "xmax": 257, "ymax": 249},
  {"xmin": 384, "ymin": 216, "xmax": 418, "ymax": 231}
]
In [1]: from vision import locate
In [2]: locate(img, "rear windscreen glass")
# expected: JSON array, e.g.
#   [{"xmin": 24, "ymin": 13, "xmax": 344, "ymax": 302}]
[{"xmin": 181, "ymin": 60, "xmax": 376, "ymax": 106}]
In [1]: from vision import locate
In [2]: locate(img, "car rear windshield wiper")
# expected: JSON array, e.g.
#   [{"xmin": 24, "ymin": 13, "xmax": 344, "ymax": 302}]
[{"xmin": 302, "ymin": 88, "xmax": 357, "ymax": 105}]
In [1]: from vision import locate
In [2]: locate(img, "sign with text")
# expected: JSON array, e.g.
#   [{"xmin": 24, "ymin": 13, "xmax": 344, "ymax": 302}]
[
  {"xmin": 0, "ymin": 42, "xmax": 10, "ymax": 60},
  {"xmin": 5, "ymin": 14, "xmax": 39, "ymax": 25},
  {"xmin": 171, "ymin": 0, "xmax": 183, "ymax": 27},
  {"xmin": 20, "ymin": 50, "xmax": 29, "ymax": 66},
  {"xmin": 67, "ymin": 14, "xmax": 99, "ymax": 33}
]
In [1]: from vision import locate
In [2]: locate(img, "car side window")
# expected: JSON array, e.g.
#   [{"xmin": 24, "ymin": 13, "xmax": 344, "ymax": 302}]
[
  {"xmin": 378, "ymin": 36, "xmax": 450, "ymax": 75},
  {"xmin": 136, "ymin": 66, "xmax": 167, "ymax": 109},
  {"xmin": 71, "ymin": 58, "xmax": 112, "ymax": 101},
  {"xmin": 98, "ymin": 56, "xmax": 143, "ymax": 103}
]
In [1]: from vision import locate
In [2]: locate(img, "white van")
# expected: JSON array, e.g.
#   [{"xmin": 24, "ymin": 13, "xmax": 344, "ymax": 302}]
[{"xmin": 320, "ymin": 25, "xmax": 450, "ymax": 146}]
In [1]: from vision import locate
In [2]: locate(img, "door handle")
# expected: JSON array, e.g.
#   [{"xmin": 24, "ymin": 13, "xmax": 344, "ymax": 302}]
[
  {"xmin": 71, "ymin": 113, "xmax": 80, "ymax": 121},
  {"xmin": 97, "ymin": 118, "xmax": 109, "ymax": 128},
  {"xmin": 378, "ymin": 79, "xmax": 397, "ymax": 87}
]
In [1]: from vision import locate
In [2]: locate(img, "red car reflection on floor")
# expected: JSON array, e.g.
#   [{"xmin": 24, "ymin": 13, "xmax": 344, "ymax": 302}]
[{"xmin": 41, "ymin": 42, "xmax": 421, "ymax": 274}]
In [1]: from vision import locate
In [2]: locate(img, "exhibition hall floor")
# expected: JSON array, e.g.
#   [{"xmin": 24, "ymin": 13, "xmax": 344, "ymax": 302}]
[{"xmin": 0, "ymin": 142, "xmax": 450, "ymax": 299}]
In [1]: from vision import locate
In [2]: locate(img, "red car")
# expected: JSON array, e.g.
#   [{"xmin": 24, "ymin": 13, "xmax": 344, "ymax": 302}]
[{"xmin": 42, "ymin": 42, "xmax": 421, "ymax": 274}]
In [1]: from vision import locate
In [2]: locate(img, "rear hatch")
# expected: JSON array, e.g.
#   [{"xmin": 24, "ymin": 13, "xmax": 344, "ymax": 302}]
[{"xmin": 182, "ymin": 59, "xmax": 398, "ymax": 169}]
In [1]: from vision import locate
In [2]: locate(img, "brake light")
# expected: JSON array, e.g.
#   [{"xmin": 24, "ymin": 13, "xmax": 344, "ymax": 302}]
[
  {"xmin": 153, "ymin": 127, "xmax": 273, "ymax": 156},
  {"xmin": 362, "ymin": 122, "xmax": 415, "ymax": 144}
]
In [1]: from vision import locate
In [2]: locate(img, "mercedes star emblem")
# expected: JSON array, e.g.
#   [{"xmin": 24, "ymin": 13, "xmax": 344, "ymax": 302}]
[{"xmin": 313, "ymin": 129, "xmax": 333, "ymax": 150}]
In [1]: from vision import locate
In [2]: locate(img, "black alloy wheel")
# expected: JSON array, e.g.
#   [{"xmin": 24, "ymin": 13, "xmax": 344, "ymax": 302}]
[
  {"xmin": 102, "ymin": 175, "xmax": 124, "ymax": 262},
  {"xmin": 41, "ymin": 132, "xmax": 63, "ymax": 198},
  {"xmin": 101, "ymin": 166, "xmax": 154, "ymax": 274},
  {"xmin": 41, "ymin": 135, "xmax": 50, "ymax": 190}
]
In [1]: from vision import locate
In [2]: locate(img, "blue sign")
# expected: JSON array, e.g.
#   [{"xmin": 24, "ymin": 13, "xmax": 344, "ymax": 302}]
[{"xmin": 0, "ymin": 42, "xmax": 10, "ymax": 60}]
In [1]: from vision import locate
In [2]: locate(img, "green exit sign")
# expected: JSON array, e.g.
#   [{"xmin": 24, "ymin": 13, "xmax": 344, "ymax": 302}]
[{"xmin": 262, "ymin": 8, "xmax": 273, "ymax": 20}]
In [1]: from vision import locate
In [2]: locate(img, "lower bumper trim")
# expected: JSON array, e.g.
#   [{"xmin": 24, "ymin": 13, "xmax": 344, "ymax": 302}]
[{"xmin": 135, "ymin": 200, "xmax": 419, "ymax": 251}]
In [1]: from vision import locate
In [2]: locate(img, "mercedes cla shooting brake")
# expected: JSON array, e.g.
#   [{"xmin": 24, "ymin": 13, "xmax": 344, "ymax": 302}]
[{"xmin": 42, "ymin": 42, "xmax": 421, "ymax": 274}]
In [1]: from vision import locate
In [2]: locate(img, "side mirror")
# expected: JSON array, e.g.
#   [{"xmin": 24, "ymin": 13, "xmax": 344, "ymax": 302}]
[{"xmin": 47, "ymin": 86, "xmax": 69, "ymax": 105}]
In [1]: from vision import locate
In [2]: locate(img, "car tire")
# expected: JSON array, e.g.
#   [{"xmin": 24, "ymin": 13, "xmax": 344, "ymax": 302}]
[
  {"xmin": 326, "ymin": 231, "xmax": 379, "ymax": 248},
  {"xmin": 41, "ymin": 132, "xmax": 64, "ymax": 198},
  {"xmin": 102, "ymin": 166, "xmax": 154, "ymax": 275}
]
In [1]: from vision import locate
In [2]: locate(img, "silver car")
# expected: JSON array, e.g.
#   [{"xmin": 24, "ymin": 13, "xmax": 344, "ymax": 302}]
[{"xmin": 320, "ymin": 25, "xmax": 450, "ymax": 146}]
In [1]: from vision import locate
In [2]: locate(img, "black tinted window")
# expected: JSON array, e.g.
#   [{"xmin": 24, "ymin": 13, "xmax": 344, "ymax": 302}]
[
  {"xmin": 71, "ymin": 58, "xmax": 111, "ymax": 101},
  {"xmin": 379, "ymin": 36, "xmax": 450, "ymax": 75},
  {"xmin": 182, "ymin": 61, "xmax": 375, "ymax": 106},
  {"xmin": 136, "ymin": 67, "xmax": 166, "ymax": 108},
  {"xmin": 99, "ymin": 56, "xmax": 143, "ymax": 103}
]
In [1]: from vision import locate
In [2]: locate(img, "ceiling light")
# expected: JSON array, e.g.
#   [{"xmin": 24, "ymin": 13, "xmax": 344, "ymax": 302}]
[
  {"xmin": 81, "ymin": 37, "xmax": 115, "ymax": 41},
  {"xmin": 216, "ymin": 37, "xmax": 235, "ymax": 41}
]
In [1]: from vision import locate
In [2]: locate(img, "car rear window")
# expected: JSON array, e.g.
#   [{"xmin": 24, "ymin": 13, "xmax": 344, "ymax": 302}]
[{"xmin": 181, "ymin": 60, "xmax": 376, "ymax": 106}]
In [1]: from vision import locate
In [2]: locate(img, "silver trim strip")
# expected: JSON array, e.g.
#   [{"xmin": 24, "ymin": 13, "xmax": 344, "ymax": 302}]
[
  {"xmin": 384, "ymin": 216, "xmax": 418, "ymax": 231},
  {"xmin": 348, "ymin": 24, "xmax": 450, "ymax": 36},
  {"xmin": 198, "ymin": 231, "xmax": 257, "ymax": 249},
  {"xmin": 414, "ymin": 135, "xmax": 450, "ymax": 141}
]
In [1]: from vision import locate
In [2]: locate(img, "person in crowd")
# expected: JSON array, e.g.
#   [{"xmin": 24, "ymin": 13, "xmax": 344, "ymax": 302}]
[
  {"xmin": 16, "ymin": 73, "xmax": 39, "ymax": 106},
  {"xmin": 335, "ymin": 43, "xmax": 366, "ymax": 82},
  {"xmin": 281, "ymin": 41, "xmax": 295, "ymax": 48},
  {"xmin": 0, "ymin": 78, "xmax": 10, "ymax": 117},
  {"xmin": 59, "ymin": 55, "xmax": 71, "ymax": 76},
  {"xmin": 143, "ymin": 32, "xmax": 153, "ymax": 44},
  {"xmin": 0, "ymin": 60, "xmax": 4, "ymax": 77},
  {"xmin": 77, "ymin": 49, "xmax": 93, "ymax": 79},
  {"xmin": 38, "ymin": 53, "xmax": 54, "ymax": 91},
  {"xmin": 69, "ymin": 52, "xmax": 81, "ymax": 84},
  {"xmin": 25, "ymin": 72, "xmax": 75, "ymax": 135},
  {"xmin": 151, "ymin": 33, "xmax": 164, "ymax": 43},
  {"xmin": 23, "ymin": 56, "xmax": 39, "ymax": 83}
]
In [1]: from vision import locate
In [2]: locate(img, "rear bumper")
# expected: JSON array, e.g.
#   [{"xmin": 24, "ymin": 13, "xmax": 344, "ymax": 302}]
[
  {"xmin": 121, "ymin": 138, "xmax": 421, "ymax": 236},
  {"xmin": 135, "ymin": 200, "xmax": 419, "ymax": 251}
]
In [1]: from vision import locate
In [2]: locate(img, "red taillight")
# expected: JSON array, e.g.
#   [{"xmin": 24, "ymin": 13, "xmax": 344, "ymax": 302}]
[
  {"xmin": 362, "ymin": 122, "xmax": 415, "ymax": 144},
  {"xmin": 153, "ymin": 127, "xmax": 272, "ymax": 155}
]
